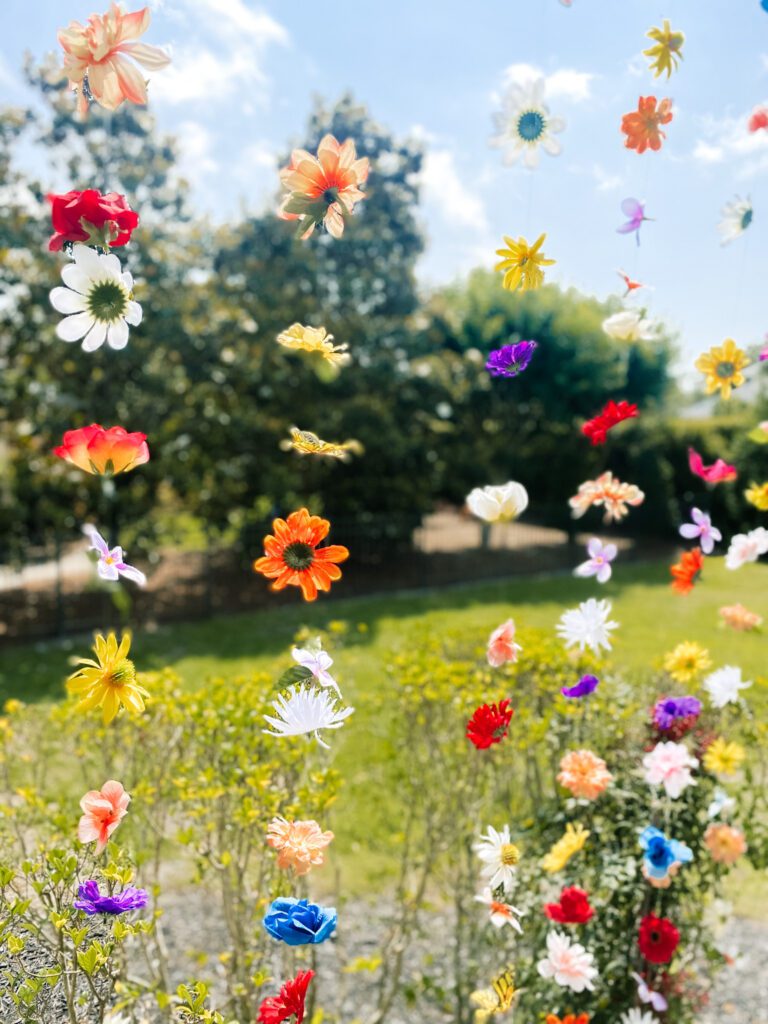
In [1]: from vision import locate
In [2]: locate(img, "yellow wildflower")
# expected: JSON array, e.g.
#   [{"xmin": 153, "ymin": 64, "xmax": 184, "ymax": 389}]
[
  {"xmin": 495, "ymin": 232, "xmax": 555, "ymax": 292},
  {"xmin": 281, "ymin": 427, "xmax": 363, "ymax": 461},
  {"xmin": 745, "ymin": 481, "xmax": 768, "ymax": 511},
  {"xmin": 703, "ymin": 737, "xmax": 746, "ymax": 777},
  {"xmin": 276, "ymin": 323, "xmax": 350, "ymax": 367},
  {"xmin": 694, "ymin": 338, "xmax": 750, "ymax": 400},
  {"xmin": 67, "ymin": 632, "xmax": 149, "ymax": 726},
  {"xmin": 3, "ymin": 699, "xmax": 24, "ymax": 715},
  {"xmin": 541, "ymin": 822, "xmax": 590, "ymax": 873},
  {"xmin": 663, "ymin": 641, "xmax": 711, "ymax": 684},
  {"xmin": 643, "ymin": 20, "xmax": 685, "ymax": 79}
]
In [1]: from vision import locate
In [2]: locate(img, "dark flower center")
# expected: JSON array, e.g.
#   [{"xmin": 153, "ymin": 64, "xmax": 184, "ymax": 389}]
[
  {"xmin": 716, "ymin": 360, "xmax": 735, "ymax": 378},
  {"xmin": 88, "ymin": 280, "xmax": 128, "ymax": 323},
  {"xmin": 517, "ymin": 110, "xmax": 545, "ymax": 142},
  {"xmin": 283, "ymin": 541, "xmax": 315, "ymax": 571},
  {"xmin": 323, "ymin": 187, "xmax": 339, "ymax": 206},
  {"xmin": 650, "ymin": 930, "xmax": 660, "ymax": 942}
]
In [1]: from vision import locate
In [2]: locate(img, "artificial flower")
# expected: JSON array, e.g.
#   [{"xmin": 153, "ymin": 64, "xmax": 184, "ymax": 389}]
[
  {"xmin": 561, "ymin": 674, "xmax": 599, "ymax": 699},
  {"xmin": 77, "ymin": 780, "xmax": 130, "ymax": 854},
  {"xmin": 749, "ymin": 106, "xmax": 768, "ymax": 132},
  {"xmin": 643, "ymin": 20, "xmax": 685, "ymax": 78},
  {"xmin": 282, "ymin": 427, "xmax": 362, "ymax": 461},
  {"xmin": 719, "ymin": 603, "xmax": 763, "ymax": 631},
  {"xmin": 490, "ymin": 77, "xmax": 566, "ymax": 168},
  {"xmin": 54, "ymin": 424, "xmax": 149, "ymax": 475},
  {"xmin": 67, "ymin": 632, "xmax": 149, "ymax": 726},
  {"xmin": 642, "ymin": 741, "xmax": 698, "ymax": 798},
  {"xmin": 474, "ymin": 824, "xmax": 521, "ymax": 890},
  {"xmin": 469, "ymin": 967, "xmax": 518, "ymax": 1023},
  {"xmin": 602, "ymin": 310, "xmax": 657, "ymax": 342},
  {"xmin": 278, "ymin": 134, "xmax": 369, "ymax": 239},
  {"xmin": 581, "ymin": 400, "xmax": 638, "ymax": 445},
  {"xmin": 262, "ymin": 686, "xmax": 353, "ymax": 750},
  {"xmin": 745, "ymin": 481, "xmax": 768, "ymax": 511},
  {"xmin": 703, "ymin": 665, "xmax": 752, "ymax": 707},
  {"xmin": 617, "ymin": 268, "xmax": 644, "ymax": 295},
  {"xmin": 707, "ymin": 788, "xmax": 736, "ymax": 819},
  {"xmin": 724, "ymin": 527, "xmax": 768, "ymax": 569},
  {"xmin": 467, "ymin": 483, "xmax": 529, "ymax": 524},
  {"xmin": 617, "ymin": 199, "xmax": 652, "ymax": 245},
  {"xmin": 58, "ymin": 4, "xmax": 171, "ymax": 117},
  {"xmin": 556, "ymin": 599, "xmax": 618, "ymax": 655},
  {"xmin": 638, "ymin": 913, "xmax": 680, "ymax": 964},
  {"xmin": 474, "ymin": 888, "xmax": 525, "ymax": 932},
  {"xmin": 748, "ymin": 420, "xmax": 768, "ymax": 444},
  {"xmin": 631, "ymin": 971, "xmax": 668, "ymax": 1013},
  {"xmin": 568, "ymin": 472, "xmax": 645, "ymax": 523},
  {"xmin": 266, "ymin": 817, "xmax": 334, "ymax": 876},
  {"xmin": 495, "ymin": 233, "xmax": 555, "ymax": 291},
  {"xmin": 47, "ymin": 189, "xmax": 138, "ymax": 252},
  {"xmin": 252, "ymin": 508, "xmax": 349, "ymax": 601},
  {"xmin": 257, "ymin": 970, "xmax": 314, "ymax": 1024},
  {"xmin": 621, "ymin": 96, "xmax": 674, "ymax": 153},
  {"xmin": 718, "ymin": 196, "xmax": 753, "ymax": 245},
  {"xmin": 262, "ymin": 897, "xmax": 337, "ymax": 946},
  {"xmin": 83, "ymin": 524, "xmax": 146, "ymax": 586},
  {"xmin": 619, "ymin": 1011, "xmax": 657, "ymax": 1024},
  {"xmin": 541, "ymin": 823, "xmax": 590, "ymax": 873},
  {"xmin": 291, "ymin": 639, "xmax": 340, "ymax": 695},
  {"xmin": 557, "ymin": 750, "xmax": 613, "ymax": 800},
  {"xmin": 546, "ymin": 1016, "xmax": 589, "ymax": 1024},
  {"xmin": 537, "ymin": 931, "xmax": 598, "ymax": 992},
  {"xmin": 679, "ymin": 508, "xmax": 721, "ymax": 554},
  {"xmin": 704, "ymin": 823, "xmax": 747, "ymax": 865},
  {"xmin": 652, "ymin": 696, "xmax": 701, "ymax": 738},
  {"xmin": 74, "ymin": 880, "xmax": 148, "ymax": 915},
  {"xmin": 486, "ymin": 619, "xmax": 522, "ymax": 666},
  {"xmin": 663, "ymin": 641, "xmax": 711, "ymax": 683},
  {"xmin": 276, "ymin": 324, "xmax": 350, "ymax": 367},
  {"xmin": 574, "ymin": 538, "xmax": 617, "ymax": 583},
  {"xmin": 639, "ymin": 826, "xmax": 693, "ymax": 887},
  {"xmin": 670, "ymin": 547, "xmax": 703, "ymax": 594},
  {"xmin": 702, "ymin": 737, "xmax": 746, "ymax": 777},
  {"xmin": 695, "ymin": 338, "xmax": 750, "ymax": 399},
  {"xmin": 466, "ymin": 699, "xmax": 514, "ymax": 749},
  {"xmin": 688, "ymin": 447, "xmax": 737, "ymax": 484},
  {"xmin": 486, "ymin": 340, "xmax": 537, "ymax": 378},
  {"xmin": 544, "ymin": 886, "xmax": 594, "ymax": 925}
]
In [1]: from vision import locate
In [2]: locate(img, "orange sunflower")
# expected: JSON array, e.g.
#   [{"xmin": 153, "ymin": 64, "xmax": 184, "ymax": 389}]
[
  {"xmin": 621, "ymin": 96, "xmax": 673, "ymax": 153},
  {"xmin": 253, "ymin": 508, "xmax": 349, "ymax": 601},
  {"xmin": 670, "ymin": 547, "xmax": 704, "ymax": 594}
]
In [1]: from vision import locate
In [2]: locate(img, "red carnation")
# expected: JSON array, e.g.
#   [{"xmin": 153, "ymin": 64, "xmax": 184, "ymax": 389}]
[
  {"xmin": 466, "ymin": 699, "xmax": 513, "ymax": 749},
  {"xmin": 544, "ymin": 886, "xmax": 594, "ymax": 924},
  {"xmin": 258, "ymin": 969, "xmax": 314, "ymax": 1024},
  {"xmin": 638, "ymin": 913, "xmax": 680, "ymax": 964},
  {"xmin": 47, "ymin": 189, "xmax": 139, "ymax": 252},
  {"xmin": 581, "ymin": 399, "xmax": 638, "ymax": 446}
]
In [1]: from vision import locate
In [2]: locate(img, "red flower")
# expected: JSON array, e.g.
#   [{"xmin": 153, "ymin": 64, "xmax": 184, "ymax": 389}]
[
  {"xmin": 544, "ymin": 886, "xmax": 594, "ymax": 924},
  {"xmin": 581, "ymin": 400, "xmax": 638, "ymax": 446},
  {"xmin": 54, "ymin": 424, "xmax": 149, "ymax": 475},
  {"xmin": 638, "ymin": 913, "xmax": 680, "ymax": 964},
  {"xmin": 258, "ymin": 970, "xmax": 314, "ymax": 1024},
  {"xmin": 466, "ymin": 699, "xmax": 513, "ymax": 749},
  {"xmin": 670, "ymin": 547, "xmax": 704, "ymax": 594},
  {"xmin": 748, "ymin": 107, "xmax": 768, "ymax": 133},
  {"xmin": 47, "ymin": 189, "xmax": 139, "ymax": 252}
]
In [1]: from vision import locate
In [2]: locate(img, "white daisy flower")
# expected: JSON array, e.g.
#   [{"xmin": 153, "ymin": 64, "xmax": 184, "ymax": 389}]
[
  {"xmin": 263, "ymin": 685, "xmax": 353, "ymax": 749},
  {"xmin": 49, "ymin": 243, "xmax": 142, "ymax": 352},
  {"xmin": 718, "ymin": 195, "xmax": 753, "ymax": 245},
  {"xmin": 473, "ymin": 824, "xmax": 520, "ymax": 891},
  {"xmin": 602, "ymin": 310, "xmax": 658, "ymax": 342},
  {"xmin": 466, "ymin": 482, "xmax": 528, "ymax": 523},
  {"xmin": 491, "ymin": 77, "xmax": 566, "ymax": 168},
  {"xmin": 619, "ymin": 1010, "xmax": 658, "ymax": 1024},
  {"xmin": 703, "ymin": 666, "xmax": 752, "ymax": 709},
  {"xmin": 556, "ymin": 598, "xmax": 618, "ymax": 654},
  {"xmin": 474, "ymin": 887, "xmax": 525, "ymax": 932}
]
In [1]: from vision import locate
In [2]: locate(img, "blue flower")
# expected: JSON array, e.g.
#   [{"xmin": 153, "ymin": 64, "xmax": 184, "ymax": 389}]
[
  {"xmin": 639, "ymin": 826, "xmax": 693, "ymax": 880},
  {"xmin": 263, "ymin": 897, "xmax": 337, "ymax": 946}
]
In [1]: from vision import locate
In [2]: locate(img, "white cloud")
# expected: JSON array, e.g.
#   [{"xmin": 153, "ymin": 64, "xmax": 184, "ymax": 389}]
[
  {"xmin": 500, "ymin": 63, "xmax": 595, "ymax": 103},
  {"xmin": 420, "ymin": 150, "xmax": 488, "ymax": 231},
  {"xmin": 176, "ymin": 120, "xmax": 219, "ymax": 184},
  {"xmin": 691, "ymin": 108, "xmax": 768, "ymax": 177},
  {"xmin": 591, "ymin": 163, "xmax": 622, "ymax": 191},
  {"xmin": 692, "ymin": 141, "xmax": 724, "ymax": 164}
]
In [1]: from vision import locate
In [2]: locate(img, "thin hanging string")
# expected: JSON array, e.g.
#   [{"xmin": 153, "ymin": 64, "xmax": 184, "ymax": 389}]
[
  {"xmin": 731, "ymin": 227, "xmax": 751, "ymax": 330},
  {"xmin": 524, "ymin": 169, "xmax": 535, "ymax": 237}
]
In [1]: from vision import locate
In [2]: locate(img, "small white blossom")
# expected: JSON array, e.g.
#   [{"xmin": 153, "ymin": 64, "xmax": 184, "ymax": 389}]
[
  {"xmin": 556, "ymin": 598, "xmax": 618, "ymax": 654},
  {"xmin": 703, "ymin": 666, "xmax": 752, "ymax": 708},
  {"xmin": 263, "ymin": 686, "xmax": 353, "ymax": 749}
]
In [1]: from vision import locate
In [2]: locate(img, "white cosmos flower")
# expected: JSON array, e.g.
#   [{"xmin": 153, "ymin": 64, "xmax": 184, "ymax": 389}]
[
  {"xmin": 491, "ymin": 77, "xmax": 566, "ymax": 168},
  {"xmin": 620, "ymin": 1010, "xmax": 658, "ymax": 1024},
  {"xmin": 536, "ymin": 931, "xmax": 598, "ymax": 992},
  {"xmin": 263, "ymin": 685, "xmax": 353, "ymax": 749},
  {"xmin": 466, "ymin": 482, "xmax": 528, "ymax": 523},
  {"xmin": 49, "ymin": 243, "xmax": 142, "ymax": 352},
  {"xmin": 291, "ymin": 639, "xmax": 340, "ymax": 696},
  {"xmin": 725, "ymin": 527, "xmax": 768, "ymax": 570},
  {"xmin": 556, "ymin": 598, "xmax": 618, "ymax": 654},
  {"xmin": 474, "ymin": 824, "xmax": 520, "ymax": 891},
  {"xmin": 602, "ymin": 310, "xmax": 658, "ymax": 342},
  {"xmin": 703, "ymin": 666, "xmax": 752, "ymax": 708},
  {"xmin": 718, "ymin": 195, "xmax": 753, "ymax": 245},
  {"xmin": 474, "ymin": 888, "xmax": 525, "ymax": 932}
]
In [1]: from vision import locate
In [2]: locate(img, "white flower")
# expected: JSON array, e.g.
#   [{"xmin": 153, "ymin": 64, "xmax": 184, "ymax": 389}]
[
  {"xmin": 620, "ymin": 1010, "xmax": 658, "ymax": 1024},
  {"xmin": 49, "ymin": 244, "xmax": 142, "ymax": 351},
  {"xmin": 707, "ymin": 787, "xmax": 737, "ymax": 820},
  {"xmin": 490, "ymin": 76, "xmax": 566, "ymax": 168},
  {"xmin": 725, "ymin": 527, "xmax": 768, "ymax": 570},
  {"xmin": 473, "ymin": 824, "xmax": 520, "ymax": 891},
  {"xmin": 474, "ymin": 888, "xmax": 525, "ymax": 932},
  {"xmin": 556, "ymin": 598, "xmax": 618, "ymax": 654},
  {"xmin": 718, "ymin": 195, "xmax": 753, "ymax": 245},
  {"xmin": 292, "ymin": 639, "xmax": 340, "ymax": 696},
  {"xmin": 83, "ymin": 524, "xmax": 146, "ymax": 586},
  {"xmin": 703, "ymin": 666, "xmax": 752, "ymax": 708},
  {"xmin": 602, "ymin": 310, "xmax": 658, "ymax": 342},
  {"xmin": 642, "ymin": 740, "xmax": 698, "ymax": 799},
  {"xmin": 536, "ymin": 930, "xmax": 598, "ymax": 992},
  {"xmin": 263, "ymin": 685, "xmax": 354, "ymax": 749},
  {"xmin": 466, "ymin": 481, "xmax": 528, "ymax": 523}
]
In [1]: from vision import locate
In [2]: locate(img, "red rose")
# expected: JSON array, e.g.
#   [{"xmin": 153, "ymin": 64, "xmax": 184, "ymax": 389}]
[
  {"xmin": 544, "ymin": 885, "xmax": 594, "ymax": 924},
  {"xmin": 47, "ymin": 189, "xmax": 139, "ymax": 252},
  {"xmin": 466, "ymin": 699, "xmax": 513, "ymax": 749},
  {"xmin": 638, "ymin": 913, "xmax": 680, "ymax": 964},
  {"xmin": 258, "ymin": 969, "xmax": 314, "ymax": 1024}
]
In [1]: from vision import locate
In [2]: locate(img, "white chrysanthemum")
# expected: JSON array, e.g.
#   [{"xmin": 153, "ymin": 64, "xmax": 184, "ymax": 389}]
[
  {"xmin": 536, "ymin": 930, "xmax": 598, "ymax": 992},
  {"xmin": 473, "ymin": 824, "xmax": 520, "ymax": 891},
  {"xmin": 491, "ymin": 77, "xmax": 566, "ymax": 168},
  {"xmin": 556, "ymin": 598, "xmax": 618, "ymax": 654},
  {"xmin": 703, "ymin": 666, "xmax": 752, "ymax": 709},
  {"xmin": 466, "ymin": 482, "xmax": 529, "ymax": 523},
  {"xmin": 602, "ymin": 310, "xmax": 658, "ymax": 342},
  {"xmin": 620, "ymin": 1010, "xmax": 658, "ymax": 1024},
  {"xmin": 49, "ymin": 244, "xmax": 142, "ymax": 352},
  {"xmin": 725, "ymin": 527, "xmax": 768, "ymax": 570},
  {"xmin": 718, "ymin": 195, "xmax": 753, "ymax": 245},
  {"xmin": 474, "ymin": 888, "xmax": 525, "ymax": 932},
  {"xmin": 263, "ymin": 685, "xmax": 354, "ymax": 749}
]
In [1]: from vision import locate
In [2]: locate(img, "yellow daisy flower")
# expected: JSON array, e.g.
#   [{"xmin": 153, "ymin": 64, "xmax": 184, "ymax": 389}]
[
  {"xmin": 745, "ymin": 481, "xmax": 768, "ymax": 512},
  {"xmin": 67, "ymin": 632, "xmax": 149, "ymax": 725},
  {"xmin": 495, "ymin": 232, "xmax": 555, "ymax": 292},
  {"xmin": 281, "ymin": 427, "xmax": 363, "ymax": 461},
  {"xmin": 643, "ymin": 20, "xmax": 685, "ymax": 79},
  {"xmin": 276, "ymin": 323, "xmax": 350, "ymax": 367},
  {"xmin": 694, "ymin": 338, "xmax": 750, "ymax": 400},
  {"xmin": 663, "ymin": 641, "xmax": 712, "ymax": 684},
  {"xmin": 541, "ymin": 821, "xmax": 590, "ymax": 873},
  {"xmin": 703, "ymin": 737, "xmax": 746, "ymax": 777}
]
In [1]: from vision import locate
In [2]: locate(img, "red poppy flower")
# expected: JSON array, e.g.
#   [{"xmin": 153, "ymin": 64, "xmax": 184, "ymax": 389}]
[
  {"xmin": 466, "ymin": 699, "xmax": 513, "ymax": 749},
  {"xmin": 546, "ymin": 1015, "xmax": 590, "ymax": 1024},
  {"xmin": 638, "ymin": 913, "xmax": 680, "ymax": 964},
  {"xmin": 544, "ymin": 886, "xmax": 594, "ymax": 924},
  {"xmin": 47, "ymin": 189, "xmax": 138, "ymax": 252},
  {"xmin": 253, "ymin": 508, "xmax": 349, "ymax": 602},
  {"xmin": 581, "ymin": 400, "xmax": 638, "ymax": 446},
  {"xmin": 258, "ymin": 969, "xmax": 314, "ymax": 1024},
  {"xmin": 670, "ymin": 548, "xmax": 704, "ymax": 594}
]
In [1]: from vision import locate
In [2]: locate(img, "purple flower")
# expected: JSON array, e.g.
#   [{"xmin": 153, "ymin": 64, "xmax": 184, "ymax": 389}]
[
  {"xmin": 74, "ymin": 880, "xmax": 148, "ymax": 916},
  {"xmin": 679, "ymin": 508, "xmax": 721, "ymax": 555},
  {"xmin": 652, "ymin": 696, "xmax": 702, "ymax": 731},
  {"xmin": 574, "ymin": 537, "xmax": 617, "ymax": 583},
  {"xmin": 83, "ymin": 525, "xmax": 147, "ymax": 586},
  {"xmin": 486, "ymin": 340, "xmax": 537, "ymax": 379},
  {"xmin": 561, "ymin": 674, "xmax": 600, "ymax": 698}
]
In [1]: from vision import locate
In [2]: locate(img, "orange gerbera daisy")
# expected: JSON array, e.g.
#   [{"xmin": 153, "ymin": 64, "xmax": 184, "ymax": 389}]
[
  {"xmin": 278, "ymin": 134, "xmax": 369, "ymax": 239},
  {"xmin": 670, "ymin": 547, "xmax": 704, "ymax": 594},
  {"xmin": 253, "ymin": 508, "xmax": 349, "ymax": 601},
  {"xmin": 621, "ymin": 96, "xmax": 673, "ymax": 153}
]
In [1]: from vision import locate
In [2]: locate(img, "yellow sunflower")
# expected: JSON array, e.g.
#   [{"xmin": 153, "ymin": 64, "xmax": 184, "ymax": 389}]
[
  {"xmin": 694, "ymin": 338, "xmax": 750, "ymax": 400},
  {"xmin": 703, "ymin": 737, "xmax": 746, "ymax": 777},
  {"xmin": 643, "ymin": 20, "xmax": 685, "ymax": 79},
  {"xmin": 495, "ymin": 232, "xmax": 555, "ymax": 292},
  {"xmin": 745, "ymin": 481, "xmax": 768, "ymax": 511},
  {"xmin": 663, "ymin": 641, "xmax": 712, "ymax": 684},
  {"xmin": 67, "ymin": 632, "xmax": 149, "ymax": 725}
]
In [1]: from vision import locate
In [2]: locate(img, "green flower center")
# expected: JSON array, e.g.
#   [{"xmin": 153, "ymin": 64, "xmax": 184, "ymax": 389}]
[
  {"xmin": 283, "ymin": 541, "xmax": 315, "ymax": 571},
  {"xmin": 716, "ymin": 360, "xmax": 735, "ymax": 379},
  {"xmin": 87, "ymin": 279, "xmax": 128, "ymax": 323},
  {"xmin": 741, "ymin": 209, "xmax": 753, "ymax": 231},
  {"xmin": 105, "ymin": 659, "xmax": 136, "ymax": 689}
]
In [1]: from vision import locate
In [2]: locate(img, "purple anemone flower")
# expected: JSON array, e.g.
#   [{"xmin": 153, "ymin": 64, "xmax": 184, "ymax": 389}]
[
  {"xmin": 74, "ymin": 880, "xmax": 148, "ymax": 916},
  {"xmin": 486, "ymin": 340, "xmax": 537, "ymax": 379},
  {"xmin": 652, "ymin": 695, "xmax": 702, "ymax": 731},
  {"xmin": 561, "ymin": 674, "xmax": 600, "ymax": 699}
]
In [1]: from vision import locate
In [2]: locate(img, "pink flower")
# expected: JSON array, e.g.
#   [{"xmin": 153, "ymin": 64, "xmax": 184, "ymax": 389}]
[
  {"xmin": 642, "ymin": 741, "xmax": 698, "ymax": 799},
  {"xmin": 83, "ymin": 525, "xmax": 146, "ymax": 586},
  {"xmin": 537, "ymin": 931, "xmax": 598, "ymax": 992},
  {"xmin": 574, "ymin": 538, "xmax": 617, "ymax": 583},
  {"xmin": 77, "ymin": 780, "xmax": 130, "ymax": 854},
  {"xmin": 678, "ymin": 508, "xmax": 721, "ymax": 554},
  {"xmin": 688, "ymin": 447, "xmax": 737, "ymax": 484},
  {"xmin": 487, "ymin": 619, "xmax": 522, "ymax": 667}
]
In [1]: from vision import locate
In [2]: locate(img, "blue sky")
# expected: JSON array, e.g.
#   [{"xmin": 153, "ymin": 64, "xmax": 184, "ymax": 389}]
[{"xmin": 1, "ymin": 0, "xmax": 767, "ymax": 381}]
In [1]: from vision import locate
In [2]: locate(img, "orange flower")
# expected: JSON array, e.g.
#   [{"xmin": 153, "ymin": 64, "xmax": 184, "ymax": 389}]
[
  {"xmin": 266, "ymin": 816, "xmax": 334, "ymax": 876},
  {"xmin": 621, "ymin": 96, "xmax": 674, "ymax": 153},
  {"xmin": 58, "ymin": 4, "xmax": 171, "ymax": 118},
  {"xmin": 704, "ymin": 823, "xmax": 747, "ymax": 865},
  {"xmin": 546, "ymin": 1015, "xmax": 590, "ymax": 1024},
  {"xmin": 278, "ymin": 134, "xmax": 369, "ymax": 239},
  {"xmin": 253, "ymin": 508, "xmax": 349, "ymax": 601},
  {"xmin": 719, "ymin": 603, "xmax": 763, "ymax": 632},
  {"xmin": 557, "ymin": 749, "xmax": 613, "ymax": 800},
  {"xmin": 54, "ymin": 424, "xmax": 150, "ymax": 475},
  {"xmin": 670, "ymin": 547, "xmax": 704, "ymax": 594}
]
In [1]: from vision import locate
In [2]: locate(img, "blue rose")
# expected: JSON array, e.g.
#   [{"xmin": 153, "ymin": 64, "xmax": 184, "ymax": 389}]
[
  {"xmin": 639, "ymin": 826, "xmax": 693, "ymax": 880},
  {"xmin": 263, "ymin": 897, "xmax": 337, "ymax": 946}
]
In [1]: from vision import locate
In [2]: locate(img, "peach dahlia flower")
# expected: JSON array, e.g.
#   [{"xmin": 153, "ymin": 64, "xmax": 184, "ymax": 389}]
[
  {"xmin": 557, "ymin": 749, "xmax": 613, "ymax": 800},
  {"xmin": 278, "ymin": 135, "xmax": 369, "ymax": 239},
  {"xmin": 266, "ymin": 816, "xmax": 334, "ymax": 876}
]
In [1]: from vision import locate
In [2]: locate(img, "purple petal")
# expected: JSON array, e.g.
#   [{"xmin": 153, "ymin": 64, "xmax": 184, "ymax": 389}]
[
  {"xmin": 118, "ymin": 564, "xmax": 147, "ymax": 586},
  {"xmin": 587, "ymin": 537, "xmax": 603, "ymax": 558},
  {"xmin": 561, "ymin": 674, "xmax": 599, "ymax": 698},
  {"xmin": 679, "ymin": 524, "xmax": 700, "ymax": 540},
  {"xmin": 596, "ymin": 563, "xmax": 612, "ymax": 583}
]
